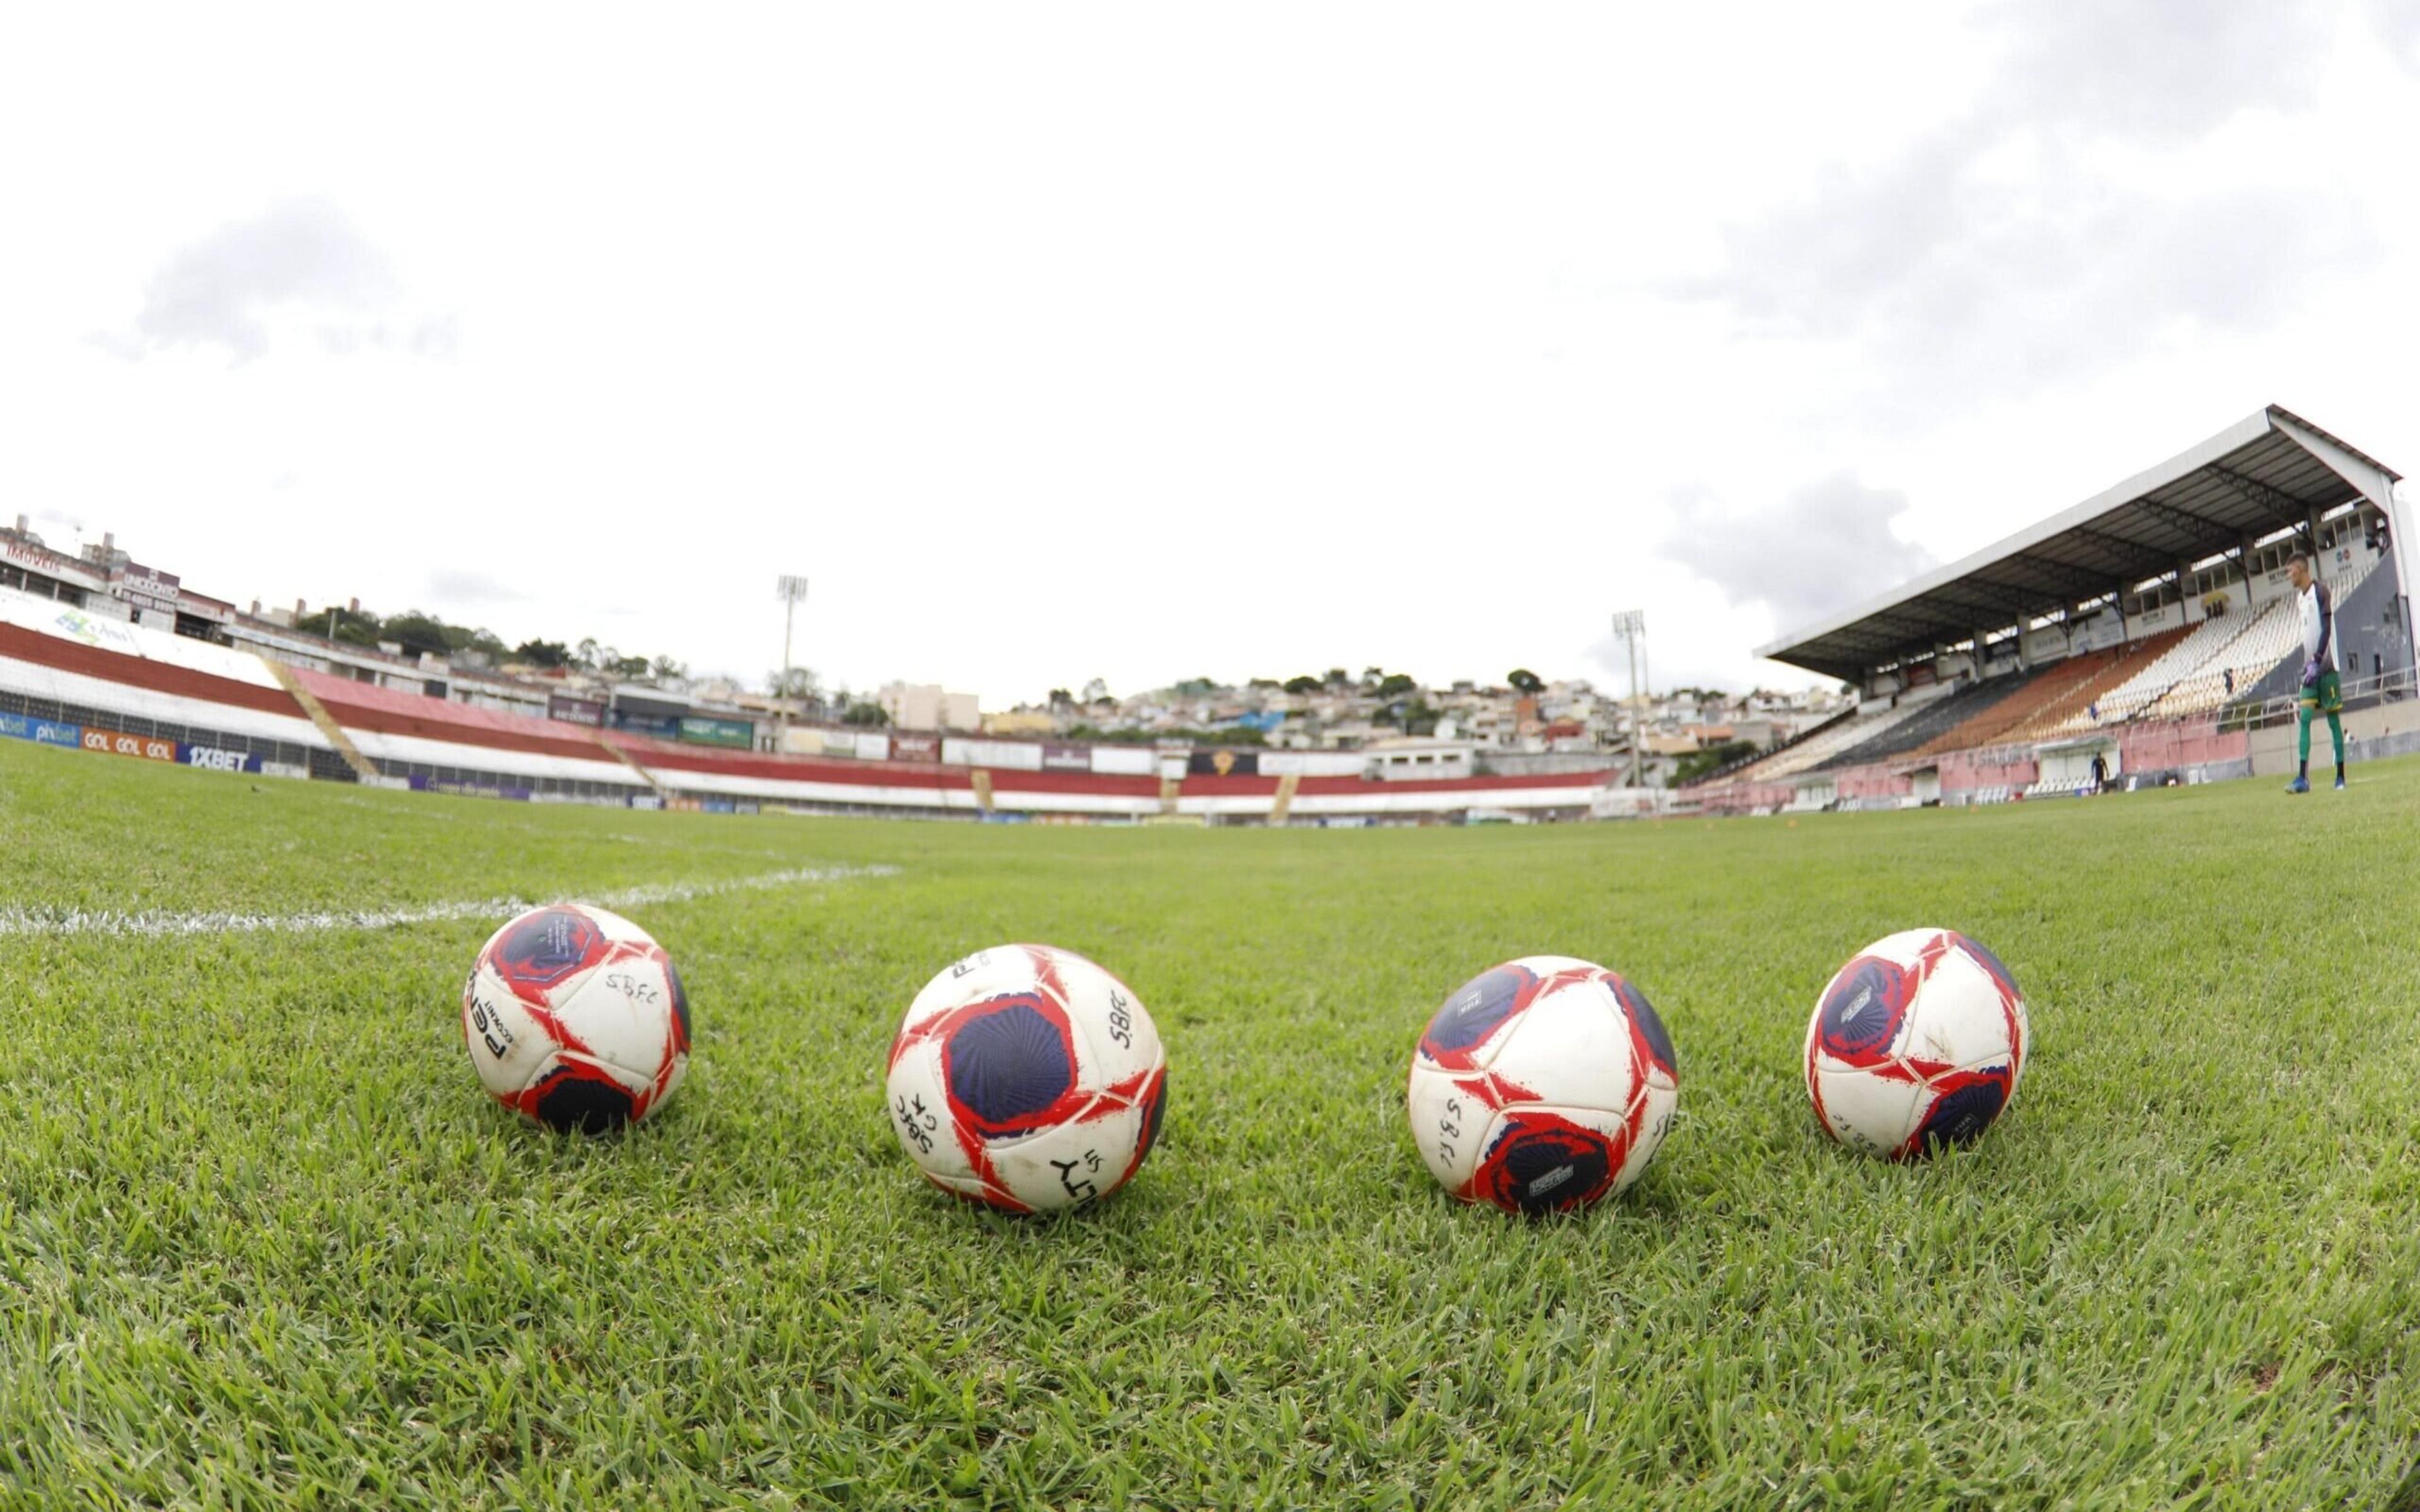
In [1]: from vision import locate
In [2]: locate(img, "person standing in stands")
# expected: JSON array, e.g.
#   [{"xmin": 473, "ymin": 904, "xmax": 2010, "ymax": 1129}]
[{"xmin": 2286, "ymin": 551, "xmax": 2346, "ymax": 793}]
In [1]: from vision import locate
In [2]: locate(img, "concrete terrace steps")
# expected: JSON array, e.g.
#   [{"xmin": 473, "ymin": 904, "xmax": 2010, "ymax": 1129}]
[
  {"xmin": 255, "ymin": 655, "xmax": 379, "ymax": 782},
  {"xmin": 589, "ymin": 728, "xmax": 674, "ymax": 803}
]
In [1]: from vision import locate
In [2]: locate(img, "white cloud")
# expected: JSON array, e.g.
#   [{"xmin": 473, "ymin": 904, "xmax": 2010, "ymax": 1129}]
[
  {"xmin": 95, "ymin": 197, "xmax": 449, "ymax": 362},
  {"xmin": 0, "ymin": 3, "xmax": 2411, "ymax": 703}
]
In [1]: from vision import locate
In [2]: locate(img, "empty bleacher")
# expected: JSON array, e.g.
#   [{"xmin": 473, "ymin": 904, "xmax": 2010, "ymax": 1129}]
[
  {"xmin": 1911, "ymin": 643, "xmax": 2123, "ymax": 755},
  {"xmin": 1811, "ymin": 666, "xmax": 2049, "ymax": 770},
  {"xmin": 1729, "ymin": 700, "xmax": 1931, "ymax": 783},
  {"xmin": 1997, "ymin": 627, "xmax": 2192, "ymax": 743},
  {"xmin": 2072, "ymin": 612, "xmax": 2264, "ymax": 726}
]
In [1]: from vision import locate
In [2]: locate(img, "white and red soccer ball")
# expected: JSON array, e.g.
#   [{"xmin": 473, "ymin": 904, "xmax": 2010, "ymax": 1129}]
[
  {"xmin": 1804, "ymin": 928, "xmax": 2030, "ymax": 1160},
  {"xmin": 461, "ymin": 903, "xmax": 691, "ymax": 1134},
  {"xmin": 1407, "ymin": 955, "xmax": 1680, "ymax": 1215},
  {"xmin": 886, "ymin": 944, "xmax": 1168, "ymax": 1213}
]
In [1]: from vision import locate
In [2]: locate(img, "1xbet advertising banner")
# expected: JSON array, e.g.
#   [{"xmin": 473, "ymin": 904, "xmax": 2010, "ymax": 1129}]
[
  {"xmin": 889, "ymin": 733, "xmax": 940, "ymax": 762},
  {"xmin": 546, "ymin": 694, "xmax": 606, "ymax": 726},
  {"xmin": 0, "ymin": 711, "xmax": 83, "ymax": 748},
  {"xmin": 1040, "ymin": 743, "xmax": 1092, "ymax": 772},
  {"xmin": 179, "ymin": 743, "xmax": 265, "ymax": 774}
]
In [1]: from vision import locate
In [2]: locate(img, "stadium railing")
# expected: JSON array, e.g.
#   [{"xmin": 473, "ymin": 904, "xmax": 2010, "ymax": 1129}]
[{"xmin": 2216, "ymin": 666, "xmax": 2418, "ymax": 733}]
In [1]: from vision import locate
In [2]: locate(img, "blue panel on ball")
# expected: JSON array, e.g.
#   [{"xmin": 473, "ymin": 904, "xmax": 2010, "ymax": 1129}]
[
  {"xmin": 1818, "ymin": 956, "xmax": 1911, "ymax": 1062},
  {"xmin": 1421, "ymin": 964, "xmax": 1536, "ymax": 1057},
  {"xmin": 532, "ymin": 1065, "xmax": 635, "ymax": 1135},
  {"xmin": 1954, "ymin": 932, "xmax": 2021, "ymax": 999},
  {"xmin": 1486, "ymin": 1121, "xmax": 1613, "ymax": 1215},
  {"xmin": 664, "ymin": 958, "xmax": 692, "ymax": 1044},
  {"xmin": 1613, "ymin": 976, "xmax": 1678, "ymax": 1076},
  {"xmin": 946, "ymin": 999, "xmax": 1075, "ymax": 1131},
  {"xmin": 1913, "ymin": 1078, "xmax": 2007, "ymax": 1152},
  {"xmin": 495, "ymin": 907, "xmax": 604, "ymax": 990},
  {"xmin": 1134, "ymin": 1072, "xmax": 1168, "ymax": 1169}
]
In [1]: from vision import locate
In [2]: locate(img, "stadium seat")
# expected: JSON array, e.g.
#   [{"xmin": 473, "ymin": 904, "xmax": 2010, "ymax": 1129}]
[
  {"xmin": 2070, "ymin": 614, "xmax": 2262, "ymax": 728},
  {"xmin": 1728, "ymin": 700, "xmax": 1931, "ymax": 783},
  {"xmin": 1998, "ymin": 627, "xmax": 2192, "ymax": 742},
  {"xmin": 1810, "ymin": 666, "xmax": 2048, "ymax": 771}
]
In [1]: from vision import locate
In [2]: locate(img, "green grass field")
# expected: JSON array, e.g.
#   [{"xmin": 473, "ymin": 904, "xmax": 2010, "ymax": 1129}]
[{"xmin": 2, "ymin": 740, "xmax": 2416, "ymax": 1509}]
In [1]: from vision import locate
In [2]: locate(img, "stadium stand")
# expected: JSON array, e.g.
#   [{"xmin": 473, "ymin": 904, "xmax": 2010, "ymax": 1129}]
[
  {"xmin": 1688, "ymin": 406, "xmax": 2408, "ymax": 816},
  {"xmin": 293, "ymin": 667, "xmax": 649, "ymax": 800},
  {"xmin": 1721, "ymin": 701, "xmax": 1930, "ymax": 784},
  {"xmin": 0, "ymin": 583, "xmax": 1618, "ymax": 822},
  {"xmin": 1996, "ymin": 628, "xmax": 2191, "ymax": 743},
  {"xmin": 2054, "ymin": 616, "xmax": 2250, "ymax": 728},
  {"xmin": 1674, "ymin": 706, "xmax": 1857, "ymax": 789},
  {"xmin": 1812, "ymin": 666, "xmax": 2048, "ymax": 770},
  {"xmin": 1909, "ymin": 647, "xmax": 2126, "ymax": 755},
  {"xmin": 4, "ymin": 406, "xmax": 2406, "ymax": 826},
  {"xmin": 0, "ymin": 591, "xmax": 343, "ymax": 774}
]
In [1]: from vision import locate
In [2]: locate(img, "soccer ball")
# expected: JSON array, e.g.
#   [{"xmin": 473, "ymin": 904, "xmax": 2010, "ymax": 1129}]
[
  {"xmin": 1804, "ymin": 928, "xmax": 2030, "ymax": 1159},
  {"xmin": 461, "ymin": 903, "xmax": 691, "ymax": 1134},
  {"xmin": 886, "ymin": 944, "xmax": 1168, "ymax": 1213},
  {"xmin": 1407, "ymin": 956, "xmax": 1680, "ymax": 1215}
]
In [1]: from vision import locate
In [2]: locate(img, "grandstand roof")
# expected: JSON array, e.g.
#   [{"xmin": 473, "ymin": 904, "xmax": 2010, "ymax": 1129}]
[{"xmin": 1757, "ymin": 406, "xmax": 2402, "ymax": 682}]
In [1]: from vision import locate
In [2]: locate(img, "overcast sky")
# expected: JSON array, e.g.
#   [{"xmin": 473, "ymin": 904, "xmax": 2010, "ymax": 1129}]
[{"xmin": 3, "ymin": 3, "xmax": 2414, "ymax": 704}]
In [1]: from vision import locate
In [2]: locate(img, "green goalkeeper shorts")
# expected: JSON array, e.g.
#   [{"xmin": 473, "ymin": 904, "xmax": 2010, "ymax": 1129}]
[{"xmin": 2300, "ymin": 668, "xmax": 2343, "ymax": 714}]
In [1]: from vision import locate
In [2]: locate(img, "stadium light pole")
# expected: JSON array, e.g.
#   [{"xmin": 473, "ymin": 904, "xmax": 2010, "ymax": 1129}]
[
  {"xmin": 776, "ymin": 575, "xmax": 809, "ymax": 748},
  {"xmin": 1611, "ymin": 609, "xmax": 1646, "ymax": 788}
]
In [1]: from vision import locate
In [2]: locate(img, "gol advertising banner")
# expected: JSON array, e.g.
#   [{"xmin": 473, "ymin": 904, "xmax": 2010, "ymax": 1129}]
[
  {"xmin": 0, "ymin": 711, "xmax": 83, "ymax": 748},
  {"xmin": 83, "ymin": 728, "xmax": 178, "ymax": 762},
  {"xmin": 1040, "ymin": 743, "xmax": 1090, "ymax": 772},
  {"xmin": 890, "ymin": 733, "xmax": 940, "ymax": 762},
  {"xmin": 1187, "ymin": 748, "xmax": 1260, "ymax": 776}
]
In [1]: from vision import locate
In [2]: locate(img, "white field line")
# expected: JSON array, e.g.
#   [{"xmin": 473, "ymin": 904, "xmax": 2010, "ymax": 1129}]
[{"xmin": 0, "ymin": 864, "xmax": 898, "ymax": 939}]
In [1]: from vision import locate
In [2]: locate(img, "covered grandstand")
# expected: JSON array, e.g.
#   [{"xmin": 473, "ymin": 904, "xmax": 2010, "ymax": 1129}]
[{"xmin": 1693, "ymin": 406, "xmax": 2410, "ymax": 813}]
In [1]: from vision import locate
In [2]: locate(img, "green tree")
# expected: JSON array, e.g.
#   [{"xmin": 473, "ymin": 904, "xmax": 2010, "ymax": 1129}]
[
  {"xmin": 449, "ymin": 626, "xmax": 509, "ymax": 662},
  {"xmin": 1507, "ymin": 668, "xmax": 1545, "ymax": 694},
  {"xmin": 1671, "ymin": 740, "xmax": 1758, "ymax": 784},
  {"xmin": 842, "ymin": 702, "xmax": 890, "ymax": 727},
  {"xmin": 769, "ymin": 667, "xmax": 820, "ymax": 699},
  {"xmin": 514, "ymin": 638, "xmax": 572, "ymax": 669},
  {"xmin": 650, "ymin": 655, "xmax": 688, "ymax": 683},
  {"xmin": 378, "ymin": 611, "xmax": 455, "ymax": 660},
  {"xmin": 1282, "ymin": 675, "xmax": 1322, "ymax": 696},
  {"xmin": 326, "ymin": 608, "xmax": 383, "ymax": 648},
  {"xmin": 1374, "ymin": 672, "xmax": 1417, "ymax": 699}
]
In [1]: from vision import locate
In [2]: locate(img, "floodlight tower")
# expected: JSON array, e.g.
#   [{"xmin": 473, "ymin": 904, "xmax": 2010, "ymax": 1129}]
[
  {"xmin": 1610, "ymin": 609, "xmax": 1647, "ymax": 788},
  {"xmin": 776, "ymin": 574, "xmax": 810, "ymax": 745}
]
